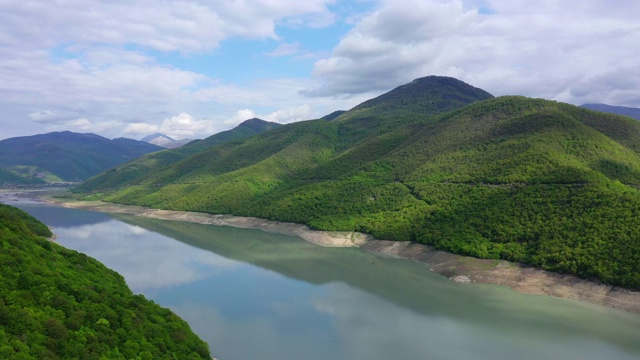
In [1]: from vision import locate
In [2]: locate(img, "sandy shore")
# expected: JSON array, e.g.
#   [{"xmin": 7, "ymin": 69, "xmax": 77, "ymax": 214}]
[{"xmin": 52, "ymin": 198, "xmax": 640, "ymax": 313}]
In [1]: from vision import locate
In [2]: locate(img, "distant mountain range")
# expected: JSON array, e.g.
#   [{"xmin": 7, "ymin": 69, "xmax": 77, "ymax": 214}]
[
  {"xmin": 580, "ymin": 103, "xmax": 640, "ymax": 120},
  {"xmin": 74, "ymin": 75, "xmax": 640, "ymax": 290},
  {"xmin": 141, "ymin": 133, "xmax": 194, "ymax": 149},
  {"xmin": 0, "ymin": 131, "xmax": 163, "ymax": 183}
]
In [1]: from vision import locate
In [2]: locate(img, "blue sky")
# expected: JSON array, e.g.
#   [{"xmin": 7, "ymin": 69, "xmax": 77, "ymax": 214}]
[{"xmin": 0, "ymin": 0, "xmax": 638, "ymax": 140}]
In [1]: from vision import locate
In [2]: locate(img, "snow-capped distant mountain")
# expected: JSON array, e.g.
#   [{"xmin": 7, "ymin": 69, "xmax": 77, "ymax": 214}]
[
  {"xmin": 141, "ymin": 133, "xmax": 175, "ymax": 147},
  {"xmin": 141, "ymin": 133, "xmax": 195, "ymax": 148}
]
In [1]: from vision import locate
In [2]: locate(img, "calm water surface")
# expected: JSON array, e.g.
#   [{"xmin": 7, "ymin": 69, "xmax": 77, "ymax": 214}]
[{"xmin": 9, "ymin": 197, "xmax": 640, "ymax": 360}]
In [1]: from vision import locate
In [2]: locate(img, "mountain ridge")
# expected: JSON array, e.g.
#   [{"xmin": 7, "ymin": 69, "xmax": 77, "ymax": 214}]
[
  {"xmin": 76, "ymin": 118, "xmax": 282, "ymax": 191},
  {"xmin": 73, "ymin": 76, "xmax": 640, "ymax": 289},
  {"xmin": 580, "ymin": 103, "xmax": 640, "ymax": 120},
  {"xmin": 0, "ymin": 131, "xmax": 163, "ymax": 183}
]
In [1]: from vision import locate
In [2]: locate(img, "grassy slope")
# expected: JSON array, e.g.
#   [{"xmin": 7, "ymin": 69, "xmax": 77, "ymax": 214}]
[
  {"xmin": 0, "ymin": 204, "xmax": 210, "ymax": 359},
  {"xmin": 73, "ymin": 78, "xmax": 640, "ymax": 289},
  {"xmin": 0, "ymin": 167, "xmax": 45, "ymax": 185}
]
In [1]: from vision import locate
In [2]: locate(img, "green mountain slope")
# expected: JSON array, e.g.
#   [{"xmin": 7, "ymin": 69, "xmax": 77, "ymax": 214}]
[
  {"xmin": 0, "ymin": 131, "xmax": 163, "ymax": 182},
  {"xmin": 351, "ymin": 75, "xmax": 493, "ymax": 115},
  {"xmin": 73, "ymin": 77, "xmax": 640, "ymax": 289},
  {"xmin": 0, "ymin": 203, "xmax": 210, "ymax": 359},
  {"xmin": 76, "ymin": 118, "xmax": 281, "ymax": 192}
]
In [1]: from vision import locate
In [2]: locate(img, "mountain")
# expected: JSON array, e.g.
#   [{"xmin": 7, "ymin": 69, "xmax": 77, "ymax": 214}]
[
  {"xmin": 76, "ymin": 118, "xmax": 281, "ymax": 191},
  {"xmin": 580, "ymin": 103, "xmax": 640, "ymax": 120},
  {"xmin": 141, "ymin": 133, "xmax": 194, "ymax": 148},
  {"xmin": 321, "ymin": 110, "xmax": 346, "ymax": 121},
  {"xmin": 350, "ymin": 75, "xmax": 493, "ymax": 115},
  {"xmin": 0, "ymin": 131, "xmax": 163, "ymax": 182},
  {"xmin": 0, "ymin": 203, "xmax": 211, "ymax": 358},
  {"xmin": 141, "ymin": 133, "xmax": 175, "ymax": 147},
  {"xmin": 73, "ymin": 76, "xmax": 640, "ymax": 289}
]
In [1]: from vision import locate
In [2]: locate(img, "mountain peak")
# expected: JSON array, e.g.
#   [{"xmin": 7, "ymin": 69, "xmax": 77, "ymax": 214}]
[
  {"xmin": 141, "ymin": 133, "xmax": 175, "ymax": 142},
  {"xmin": 238, "ymin": 118, "xmax": 281, "ymax": 131},
  {"xmin": 351, "ymin": 75, "xmax": 494, "ymax": 115},
  {"xmin": 141, "ymin": 133, "xmax": 178, "ymax": 148}
]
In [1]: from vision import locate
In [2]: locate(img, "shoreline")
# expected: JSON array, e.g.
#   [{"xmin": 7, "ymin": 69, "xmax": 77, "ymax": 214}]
[{"xmin": 48, "ymin": 198, "xmax": 640, "ymax": 313}]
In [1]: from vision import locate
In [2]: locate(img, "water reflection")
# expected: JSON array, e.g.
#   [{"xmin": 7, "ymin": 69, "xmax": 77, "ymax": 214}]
[
  {"xmin": 10, "ymin": 202, "xmax": 640, "ymax": 360},
  {"xmin": 54, "ymin": 220, "xmax": 239, "ymax": 290}
]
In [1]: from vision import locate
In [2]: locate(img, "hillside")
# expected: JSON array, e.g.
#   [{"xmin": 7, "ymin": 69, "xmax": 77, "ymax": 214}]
[
  {"xmin": 73, "ymin": 76, "xmax": 640, "ymax": 289},
  {"xmin": 0, "ymin": 131, "xmax": 163, "ymax": 182},
  {"xmin": 580, "ymin": 103, "xmax": 640, "ymax": 120},
  {"xmin": 350, "ymin": 75, "xmax": 493, "ymax": 115},
  {"xmin": 77, "ymin": 118, "xmax": 281, "ymax": 191},
  {"xmin": 0, "ymin": 203, "xmax": 210, "ymax": 359}
]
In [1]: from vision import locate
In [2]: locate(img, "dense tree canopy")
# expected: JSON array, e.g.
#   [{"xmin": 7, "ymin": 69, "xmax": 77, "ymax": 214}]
[
  {"xmin": 73, "ymin": 77, "xmax": 640, "ymax": 290},
  {"xmin": 0, "ymin": 204, "xmax": 211, "ymax": 359}
]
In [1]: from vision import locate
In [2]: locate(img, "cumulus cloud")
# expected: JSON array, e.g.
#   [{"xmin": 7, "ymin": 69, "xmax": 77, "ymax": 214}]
[
  {"xmin": 224, "ymin": 109, "xmax": 259, "ymax": 126},
  {"xmin": 307, "ymin": 0, "xmax": 640, "ymax": 107},
  {"xmin": 265, "ymin": 105, "xmax": 313, "ymax": 123},
  {"xmin": 0, "ymin": 0, "xmax": 340, "ymax": 139},
  {"xmin": 123, "ymin": 123, "xmax": 160, "ymax": 136},
  {"xmin": 124, "ymin": 113, "xmax": 219, "ymax": 140},
  {"xmin": 5, "ymin": 0, "xmax": 634, "ymax": 142},
  {"xmin": 28, "ymin": 111, "xmax": 55, "ymax": 122},
  {"xmin": 0, "ymin": 0, "xmax": 337, "ymax": 52}
]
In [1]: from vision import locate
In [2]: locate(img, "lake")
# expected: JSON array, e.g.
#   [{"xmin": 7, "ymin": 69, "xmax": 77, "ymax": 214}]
[{"xmin": 8, "ymin": 197, "xmax": 640, "ymax": 360}]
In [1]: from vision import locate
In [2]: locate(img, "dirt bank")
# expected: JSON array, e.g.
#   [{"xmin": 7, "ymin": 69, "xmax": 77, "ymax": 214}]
[{"xmin": 55, "ymin": 199, "xmax": 640, "ymax": 313}]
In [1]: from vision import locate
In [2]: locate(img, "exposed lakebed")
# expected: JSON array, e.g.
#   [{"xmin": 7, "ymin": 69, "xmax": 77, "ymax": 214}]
[{"xmin": 5, "ymin": 193, "xmax": 640, "ymax": 360}]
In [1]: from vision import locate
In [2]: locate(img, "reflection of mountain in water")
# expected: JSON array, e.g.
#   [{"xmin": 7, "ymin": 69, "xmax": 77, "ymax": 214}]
[
  {"xmin": 14, "ymin": 203, "xmax": 112, "ymax": 228},
  {"xmin": 114, "ymin": 214, "xmax": 640, "ymax": 354}
]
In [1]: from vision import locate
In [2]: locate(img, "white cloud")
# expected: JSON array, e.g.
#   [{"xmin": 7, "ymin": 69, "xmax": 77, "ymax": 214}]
[
  {"xmin": 159, "ymin": 113, "xmax": 218, "ymax": 139},
  {"xmin": 265, "ymin": 105, "xmax": 313, "ymax": 124},
  {"xmin": 224, "ymin": 109, "xmax": 258, "ymax": 126},
  {"xmin": 124, "ymin": 113, "xmax": 219, "ymax": 140},
  {"xmin": 265, "ymin": 42, "xmax": 303, "ymax": 57},
  {"xmin": 28, "ymin": 111, "xmax": 55, "ymax": 122},
  {"xmin": 124, "ymin": 123, "xmax": 160, "ymax": 136},
  {"xmin": 307, "ymin": 0, "xmax": 640, "ymax": 107},
  {"xmin": 4, "ymin": 0, "xmax": 635, "ymax": 142},
  {"xmin": 0, "ymin": 0, "xmax": 337, "ymax": 53},
  {"xmin": 0, "ymin": 0, "xmax": 341, "ymax": 140}
]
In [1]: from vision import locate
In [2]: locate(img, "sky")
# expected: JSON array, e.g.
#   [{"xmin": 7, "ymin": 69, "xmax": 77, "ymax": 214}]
[{"xmin": 0, "ymin": 0, "xmax": 638, "ymax": 141}]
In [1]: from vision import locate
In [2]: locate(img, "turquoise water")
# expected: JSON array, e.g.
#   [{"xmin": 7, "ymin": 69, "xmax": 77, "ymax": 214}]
[{"xmin": 12, "ymin": 201, "xmax": 640, "ymax": 360}]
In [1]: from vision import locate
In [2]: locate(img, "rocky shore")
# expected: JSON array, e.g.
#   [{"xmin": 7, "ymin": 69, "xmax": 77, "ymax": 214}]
[{"xmin": 53, "ymin": 199, "xmax": 640, "ymax": 313}]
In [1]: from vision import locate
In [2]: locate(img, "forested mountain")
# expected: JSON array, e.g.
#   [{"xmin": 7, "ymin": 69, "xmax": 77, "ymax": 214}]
[
  {"xmin": 581, "ymin": 103, "xmax": 640, "ymax": 120},
  {"xmin": 77, "ymin": 118, "xmax": 281, "ymax": 191},
  {"xmin": 0, "ymin": 131, "xmax": 163, "ymax": 183},
  {"xmin": 0, "ymin": 203, "xmax": 210, "ymax": 359},
  {"xmin": 73, "ymin": 76, "xmax": 640, "ymax": 289},
  {"xmin": 184, "ymin": 118, "xmax": 281, "ymax": 152},
  {"xmin": 321, "ymin": 110, "xmax": 346, "ymax": 121}
]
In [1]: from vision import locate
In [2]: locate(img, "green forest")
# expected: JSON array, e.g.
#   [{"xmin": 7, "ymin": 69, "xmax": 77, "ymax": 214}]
[
  {"xmin": 73, "ymin": 76, "xmax": 640, "ymax": 290},
  {"xmin": 0, "ymin": 203, "xmax": 211, "ymax": 359}
]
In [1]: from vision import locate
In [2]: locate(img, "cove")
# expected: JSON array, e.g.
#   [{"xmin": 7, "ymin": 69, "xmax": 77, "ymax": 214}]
[{"xmin": 12, "ymin": 201, "xmax": 640, "ymax": 360}]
